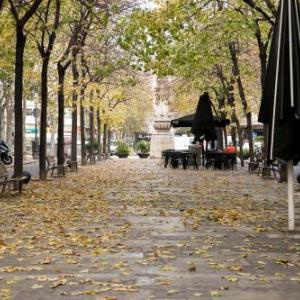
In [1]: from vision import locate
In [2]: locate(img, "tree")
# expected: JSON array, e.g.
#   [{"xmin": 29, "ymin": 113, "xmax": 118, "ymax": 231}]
[
  {"xmin": 239, "ymin": 0, "xmax": 276, "ymax": 162},
  {"xmin": 228, "ymin": 41, "xmax": 254, "ymax": 162},
  {"xmin": 71, "ymin": 47, "xmax": 79, "ymax": 165},
  {"xmin": 56, "ymin": 5, "xmax": 90, "ymax": 171},
  {"xmin": 120, "ymin": 0, "xmax": 267, "ymax": 162},
  {"xmin": 79, "ymin": 51, "xmax": 88, "ymax": 165},
  {"xmin": 8, "ymin": 0, "xmax": 43, "ymax": 178},
  {"xmin": 0, "ymin": 13, "xmax": 15, "ymax": 143},
  {"xmin": 34, "ymin": 0, "xmax": 61, "ymax": 180}
]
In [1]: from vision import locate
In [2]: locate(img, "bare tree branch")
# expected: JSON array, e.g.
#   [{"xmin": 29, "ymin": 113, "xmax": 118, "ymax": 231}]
[{"xmin": 241, "ymin": 0, "xmax": 275, "ymax": 25}]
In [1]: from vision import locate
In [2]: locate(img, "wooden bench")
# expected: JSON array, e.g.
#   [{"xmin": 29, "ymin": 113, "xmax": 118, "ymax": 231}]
[
  {"xmin": 87, "ymin": 152, "xmax": 108, "ymax": 164},
  {"xmin": 46, "ymin": 157, "xmax": 70, "ymax": 177},
  {"xmin": 0, "ymin": 163, "xmax": 24, "ymax": 193},
  {"xmin": 68, "ymin": 161, "xmax": 78, "ymax": 172},
  {"xmin": 87, "ymin": 154, "xmax": 96, "ymax": 165},
  {"xmin": 97, "ymin": 152, "xmax": 107, "ymax": 161}
]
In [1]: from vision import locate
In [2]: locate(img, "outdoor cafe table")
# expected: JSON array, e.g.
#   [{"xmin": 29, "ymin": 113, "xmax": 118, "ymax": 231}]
[{"xmin": 162, "ymin": 150, "xmax": 198, "ymax": 169}]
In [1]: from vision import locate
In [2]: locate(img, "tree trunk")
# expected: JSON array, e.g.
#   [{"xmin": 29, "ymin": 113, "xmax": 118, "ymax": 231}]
[
  {"xmin": 236, "ymin": 124, "xmax": 244, "ymax": 167},
  {"xmin": 103, "ymin": 123, "xmax": 108, "ymax": 154},
  {"xmin": 14, "ymin": 25, "xmax": 26, "ymax": 177},
  {"xmin": 260, "ymin": 45, "xmax": 269, "ymax": 165},
  {"xmin": 231, "ymin": 126, "xmax": 237, "ymax": 147},
  {"xmin": 279, "ymin": 162, "xmax": 287, "ymax": 182},
  {"xmin": 50, "ymin": 130, "xmax": 55, "ymax": 157},
  {"xmin": 80, "ymin": 93, "xmax": 86, "ymax": 165},
  {"xmin": 259, "ymin": 49, "xmax": 267, "ymax": 89},
  {"xmin": 6, "ymin": 99, "xmax": 13, "ymax": 147},
  {"xmin": 0, "ymin": 105, "xmax": 4, "ymax": 139},
  {"xmin": 23, "ymin": 97, "xmax": 27, "ymax": 155},
  {"xmin": 89, "ymin": 104, "xmax": 94, "ymax": 156},
  {"xmin": 216, "ymin": 128, "xmax": 224, "ymax": 150},
  {"xmin": 107, "ymin": 127, "xmax": 111, "ymax": 154},
  {"xmin": 223, "ymin": 127, "xmax": 228, "ymax": 147},
  {"xmin": 57, "ymin": 63, "xmax": 66, "ymax": 168},
  {"xmin": 96, "ymin": 108, "xmax": 102, "ymax": 154},
  {"xmin": 231, "ymin": 108, "xmax": 244, "ymax": 167},
  {"xmin": 228, "ymin": 80, "xmax": 244, "ymax": 167},
  {"xmin": 254, "ymin": 22, "xmax": 271, "ymax": 164},
  {"xmin": 246, "ymin": 112, "xmax": 254, "ymax": 160},
  {"xmin": 2, "ymin": 79, "xmax": 13, "ymax": 146},
  {"xmin": 229, "ymin": 41, "xmax": 254, "ymax": 162},
  {"xmin": 39, "ymin": 56, "xmax": 50, "ymax": 180},
  {"xmin": 71, "ymin": 55, "xmax": 79, "ymax": 163}
]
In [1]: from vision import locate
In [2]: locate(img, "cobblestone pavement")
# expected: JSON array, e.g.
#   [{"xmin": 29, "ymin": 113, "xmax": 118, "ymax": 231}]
[{"xmin": 0, "ymin": 159, "xmax": 300, "ymax": 300}]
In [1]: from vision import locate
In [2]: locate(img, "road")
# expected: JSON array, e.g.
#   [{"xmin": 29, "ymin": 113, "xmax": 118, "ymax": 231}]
[{"xmin": 7, "ymin": 160, "xmax": 39, "ymax": 178}]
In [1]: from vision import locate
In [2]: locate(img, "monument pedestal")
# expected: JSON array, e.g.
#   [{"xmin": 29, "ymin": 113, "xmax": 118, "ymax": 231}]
[{"xmin": 150, "ymin": 120, "xmax": 174, "ymax": 159}]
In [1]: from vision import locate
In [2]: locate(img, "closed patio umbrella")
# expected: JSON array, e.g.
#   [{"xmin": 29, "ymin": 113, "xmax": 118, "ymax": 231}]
[
  {"xmin": 259, "ymin": 0, "xmax": 300, "ymax": 230},
  {"xmin": 191, "ymin": 92, "xmax": 217, "ymax": 142}
]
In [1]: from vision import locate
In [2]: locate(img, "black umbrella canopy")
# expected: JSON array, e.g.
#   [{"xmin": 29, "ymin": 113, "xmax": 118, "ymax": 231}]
[
  {"xmin": 171, "ymin": 114, "xmax": 230, "ymax": 128},
  {"xmin": 259, "ymin": 0, "xmax": 300, "ymax": 164},
  {"xmin": 191, "ymin": 92, "xmax": 217, "ymax": 141}
]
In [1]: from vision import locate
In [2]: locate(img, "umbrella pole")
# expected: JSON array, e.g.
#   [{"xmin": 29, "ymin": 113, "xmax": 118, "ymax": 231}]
[{"xmin": 287, "ymin": 159, "xmax": 295, "ymax": 230}]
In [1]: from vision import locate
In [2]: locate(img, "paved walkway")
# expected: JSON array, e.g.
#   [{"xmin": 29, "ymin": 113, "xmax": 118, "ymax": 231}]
[{"xmin": 0, "ymin": 159, "xmax": 300, "ymax": 300}]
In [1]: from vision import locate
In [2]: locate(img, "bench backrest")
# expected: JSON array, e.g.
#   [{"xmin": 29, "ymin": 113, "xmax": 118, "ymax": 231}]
[{"xmin": 0, "ymin": 162, "xmax": 9, "ymax": 180}]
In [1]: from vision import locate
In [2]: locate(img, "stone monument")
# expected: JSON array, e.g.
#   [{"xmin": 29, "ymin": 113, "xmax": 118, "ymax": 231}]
[{"xmin": 150, "ymin": 77, "xmax": 175, "ymax": 158}]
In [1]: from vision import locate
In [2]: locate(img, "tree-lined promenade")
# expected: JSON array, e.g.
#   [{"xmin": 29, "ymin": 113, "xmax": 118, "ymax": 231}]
[
  {"xmin": 0, "ymin": 0, "xmax": 153, "ymax": 181},
  {"xmin": 1, "ymin": 1, "xmax": 278, "ymax": 181},
  {"xmin": 1, "ymin": 1, "xmax": 300, "ymax": 299}
]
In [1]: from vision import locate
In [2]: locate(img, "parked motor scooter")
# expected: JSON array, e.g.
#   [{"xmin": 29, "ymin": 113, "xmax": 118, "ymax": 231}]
[{"xmin": 0, "ymin": 140, "xmax": 13, "ymax": 165}]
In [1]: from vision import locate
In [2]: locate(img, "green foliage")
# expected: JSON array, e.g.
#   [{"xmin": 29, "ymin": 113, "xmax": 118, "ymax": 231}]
[
  {"xmin": 254, "ymin": 136, "xmax": 264, "ymax": 142},
  {"xmin": 118, "ymin": 0, "xmax": 274, "ymax": 118},
  {"xmin": 86, "ymin": 140, "xmax": 98, "ymax": 152},
  {"xmin": 136, "ymin": 140, "xmax": 150, "ymax": 153},
  {"xmin": 117, "ymin": 141, "xmax": 130, "ymax": 156}
]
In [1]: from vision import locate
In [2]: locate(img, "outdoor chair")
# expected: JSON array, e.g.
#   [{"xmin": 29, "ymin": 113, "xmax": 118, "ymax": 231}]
[
  {"xmin": 186, "ymin": 152, "xmax": 198, "ymax": 170},
  {"xmin": 248, "ymin": 161, "xmax": 261, "ymax": 174},
  {"xmin": 162, "ymin": 149, "xmax": 175, "ymax": 168},
  {"xmin": 205, "ymin": 151, "xmax": 223, "ymax": 169},
  {"xmin": 170, "ymin": 152, "xmax": 188, "ymax": 169},
  {"xmin": 205, "ymin": 151, "xmax": 234, "ymax": 170},
  {"xmin": 261, "ymin": 161, "xmax": 279, "ymax": 179},
  {"xmin": 204, "ymin": 151, "xmax": 216, "ymax": 169},
  {"xmin": 225, "ymin": 153, "xmax": 237, "ymax": 170}
]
